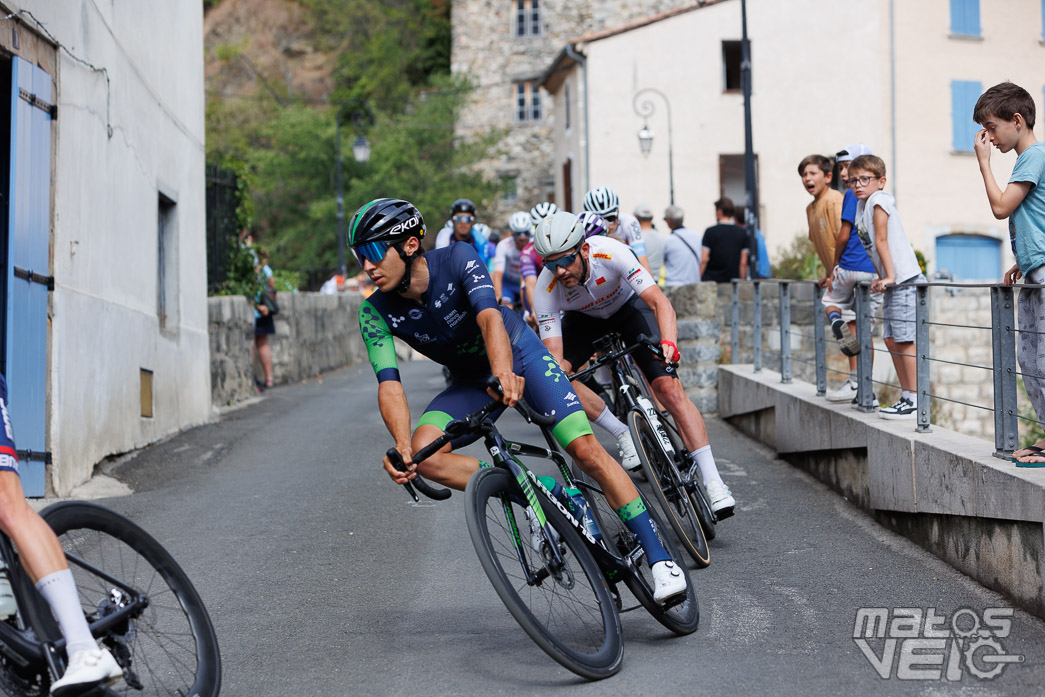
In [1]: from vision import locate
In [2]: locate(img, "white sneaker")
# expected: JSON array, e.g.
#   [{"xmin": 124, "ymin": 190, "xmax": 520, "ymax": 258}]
[
  {"xmin": 616, "ymin": 432, "xmax": 641, "ymax": 471},
  {"xmin": 825, "ymin": 379, "xmax": 858, "ymax": 403},
  {"xmin": 651, "ymin": 560, "xmax": 687, "ymax": 604},
  {"xmin": 705, "ymin": 480, "xmax": 736, "ymax": 519},
  {"xmin": 51, "ymin": 647, "xmax": 122, "ymax": 696}
]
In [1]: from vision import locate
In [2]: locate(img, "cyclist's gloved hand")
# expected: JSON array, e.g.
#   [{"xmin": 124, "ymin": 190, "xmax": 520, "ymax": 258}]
[
  {"xmin": 488, "ymin": 371, "xmax": 525, "ymax": 407},
  {"xmin": 382, "ymin": 444, "xmax": 416, "ymax": 485},
  {"xmin": 660, "ymin": 340, "xmax": 681, "ymax": 364}
]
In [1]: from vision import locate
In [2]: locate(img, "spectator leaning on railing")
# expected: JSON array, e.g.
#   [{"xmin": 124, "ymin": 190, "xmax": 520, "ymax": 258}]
[{"xmin": 973, "ymin": 81, "xmax": 1045, "ymax": 466}]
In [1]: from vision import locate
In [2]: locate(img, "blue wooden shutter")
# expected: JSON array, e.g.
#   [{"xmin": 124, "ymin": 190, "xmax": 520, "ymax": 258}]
[
  {"xmin": 950, "ymin": 0, "xmax": 981, "ymax": 36},
  {"xmin": 936, "ymin": 235, "xmax": 1000, "ymax": 280},
  {"xmin": 5, "ymin": 57, "xmax": 53, "ymax": 496},
  {"xmin": 951, "ymin": 80, "xmax": 982, "ymax": 152}
]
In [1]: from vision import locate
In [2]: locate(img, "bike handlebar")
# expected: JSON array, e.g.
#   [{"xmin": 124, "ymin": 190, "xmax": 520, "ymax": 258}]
[
  {"xmin": 570, "ymin": 333, "xmax": 678, "ymax": 382},
  {"xmin": 386, "ymin": 376, "xmax": 554, "ymax": 502}
]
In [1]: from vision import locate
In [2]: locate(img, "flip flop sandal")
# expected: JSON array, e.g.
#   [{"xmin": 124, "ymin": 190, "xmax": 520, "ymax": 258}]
[{"xmin": 1012, "ymin": 444, "xmax": 1044, "ymax": 463}]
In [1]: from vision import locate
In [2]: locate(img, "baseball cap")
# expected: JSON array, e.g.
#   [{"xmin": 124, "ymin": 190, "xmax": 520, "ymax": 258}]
[
  {"xmin": 836, "ymin": 143, "xmax": 873, "ymax": 162},
  {"xmin": 633, "ymin": 203, "xmax": 653, "ymax": 220}
]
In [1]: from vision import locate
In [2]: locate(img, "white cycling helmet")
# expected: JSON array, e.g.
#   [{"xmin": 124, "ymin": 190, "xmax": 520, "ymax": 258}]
[
  {"xmin": 533, "ymin": 211, "xmax": 586, "ymax": 258},
  {"xmin": 529, "ymin": 201, "xmax": 559, "ymax": 223},
  {"xmin": 583, "ymin": 186, "xmax": 619, "ymax": 217},
  {"xmin": 508, "ymin": 211, "xmax": 533, "ymax": 236}
]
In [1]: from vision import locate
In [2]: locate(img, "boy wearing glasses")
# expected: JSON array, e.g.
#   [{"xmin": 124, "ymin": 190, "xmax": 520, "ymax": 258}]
[
  {"xmin": 820, "ymin": 144, "xmax": 882, "ymax": 405},
  {"xmin": 973, "ymin": 81, "xmax": 1045, "ymax": 465},
  {"xmin": 847, "ymin": 155, "xmax": 926, "ymax": 419}
]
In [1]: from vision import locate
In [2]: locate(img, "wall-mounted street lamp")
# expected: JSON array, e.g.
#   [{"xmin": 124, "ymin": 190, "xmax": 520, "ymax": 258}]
[
  {"xmin": 336, "ymin": 104, "xmax": 372, "ymax": 278},
  {"xmin": 632, "ymin": 87, "xmax": 674, "ymax": 205}
]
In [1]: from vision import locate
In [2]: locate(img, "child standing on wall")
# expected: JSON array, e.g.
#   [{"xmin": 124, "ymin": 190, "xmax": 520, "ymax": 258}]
[
  {"xmin": 973, "ymin": 81, "xmax": 1045, "ymax": 466},
  {"xmin": 847, "ymin": 154, "xmax": 926, "ymax": 420},
  {"xmin": 821, "ymin": 144, "xmax": 883, "ymax": 406}
]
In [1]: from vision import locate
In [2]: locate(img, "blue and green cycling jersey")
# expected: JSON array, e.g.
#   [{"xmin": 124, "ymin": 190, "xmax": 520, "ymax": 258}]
[{"xmin": 359, "ymin": 243, "xmax": 592, "ymax": 447}]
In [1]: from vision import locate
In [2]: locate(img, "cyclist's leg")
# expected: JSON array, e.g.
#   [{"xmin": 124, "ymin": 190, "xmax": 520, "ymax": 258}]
[
  {"xmin": 412, "ymin": 379, "xmax": 504, "ymax": 490},
  {"xmin": 624, "ymin": 304, "xmax": 733, "ymax": 510},
  {"xmin": 560, "ymin": 312, "xmax": 631, "ymax": 438},
  {"xmin": 0, "ymin": 470, "xmax": 121, "ymax": 686},
  {"xmin": 518, "ymin": 347, "xmax": 672, "ymax": 568}
]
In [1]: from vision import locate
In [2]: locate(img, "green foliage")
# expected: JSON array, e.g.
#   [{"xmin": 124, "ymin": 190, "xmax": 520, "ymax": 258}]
[
  {"xmin": 914, "ymin": 249, "xmax": 928, "ymax": 277},
  {"xmin": 205, "ymin": 0, "xmax": 499, "ymax": 279},
  {"xmin": 771, "ymin": 236, "xmax": 822, "ymax": 280}
]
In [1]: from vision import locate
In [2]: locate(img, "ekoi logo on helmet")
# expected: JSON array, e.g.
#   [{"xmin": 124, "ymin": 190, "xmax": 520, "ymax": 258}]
[{"xmin": 388, "ymin": 214, "xmax": 422, "ymax": 236}]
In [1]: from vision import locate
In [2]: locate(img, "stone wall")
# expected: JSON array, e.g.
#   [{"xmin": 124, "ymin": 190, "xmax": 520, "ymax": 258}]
[
  {"xmin": 209, "ymin": 292, "xmax": 367, "ymax": 406},
  {"xmin": 664, "ymin": 282, "xmax": 721, "ymax": 414}
]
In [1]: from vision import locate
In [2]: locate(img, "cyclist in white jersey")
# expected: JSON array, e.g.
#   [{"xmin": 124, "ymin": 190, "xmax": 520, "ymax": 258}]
[
  {"xmin": 583, "ymin": 186, "xmax": 649, "ymax": 272},
  {"xmin": 533, "ymin": 212, "xmax": 736, "ymax": 517},
  {"xmin": 492, "ymin": 212, "xmax": 530, "ymax": 308}
]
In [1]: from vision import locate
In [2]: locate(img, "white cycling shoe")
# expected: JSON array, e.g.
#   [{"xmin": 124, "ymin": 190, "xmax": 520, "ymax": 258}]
[
  {"xmin": 706, "ymin": 480, "xmax": 736, "ymax": 520},
  {"xmin": 51, "ymin": 647, "xmax": 122, "ymax": 696},
  {"xmin": 616, "ymin": 432, "xmax": 641, "ymax": 471},
  {"xmin": 651, "ymin": 560, "xmax": 687, "ymax": 604}
]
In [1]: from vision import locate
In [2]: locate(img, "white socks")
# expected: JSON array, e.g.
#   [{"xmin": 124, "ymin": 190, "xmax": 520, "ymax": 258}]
[
  {"xmin": 36, "ymin": 569, "xmax": 97, "ymax": 654},
  {"xmin": 592, "ymin": 406, "xmax": 629, "ymax": 439},
  {"xmin": 689, "ymin": 445, "xmax": 723, "ymax": 487}
]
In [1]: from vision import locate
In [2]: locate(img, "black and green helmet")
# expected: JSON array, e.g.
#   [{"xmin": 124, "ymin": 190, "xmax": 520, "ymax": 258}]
[{"xmin": 348, "ymin": 197, "xmax": 426, "ymax": 255}]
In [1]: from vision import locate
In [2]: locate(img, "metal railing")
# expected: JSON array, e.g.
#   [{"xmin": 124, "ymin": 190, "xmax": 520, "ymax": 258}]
[{"xmin": 727, "ymin": 279, "xmax": 1043, "ymax": 460}]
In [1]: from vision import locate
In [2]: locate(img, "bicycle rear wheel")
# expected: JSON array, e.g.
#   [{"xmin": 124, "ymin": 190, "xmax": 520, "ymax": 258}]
[
  {"xmin": 571, "ymin": 470, "xmax": 699, "ymax": 636},
  {"xmin": 465, "ymin": 468, "xmax": 623, "ymax": 680},
  {"xmin": 41, "ymin": 502, "xmax": 221, "ymax": 697},
  {"xmin": 661, "ymin": 416, "xmax": 717, "ymax": 541},
  {"xmin": 628, "ymin": 410, "xmax": 710, "ymax": 568}
]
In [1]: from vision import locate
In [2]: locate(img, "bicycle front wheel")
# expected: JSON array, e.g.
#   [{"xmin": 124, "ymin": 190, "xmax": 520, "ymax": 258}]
[
  {"xmin": 465, "ymin": 468, "xmax": 623, "ymax": 680},
  {"xmin": 628, "ymin": 409, "xmax": 710, "ymax": 568},
  {"xmin": 41, "ymin": 502, "xmax": 221, "ymax": 697}
]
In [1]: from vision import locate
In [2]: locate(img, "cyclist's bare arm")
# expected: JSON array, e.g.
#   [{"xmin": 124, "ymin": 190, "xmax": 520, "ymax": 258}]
[
  {"xmin": 477, "ymin": 307, "xmax": 524, "ymax": 406},
  {"xmin": 638, "ymin": 285, "xmax": 679, "ymax": 345},
  {"xmin": 378, "ymin": 381, "xmax": 415, "ymax": 483}
]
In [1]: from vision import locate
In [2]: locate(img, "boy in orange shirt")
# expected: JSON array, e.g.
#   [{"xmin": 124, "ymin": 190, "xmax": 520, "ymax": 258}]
[{"xmin": 800, "ymin": 154, "xmax": 844, "ymax": 287}]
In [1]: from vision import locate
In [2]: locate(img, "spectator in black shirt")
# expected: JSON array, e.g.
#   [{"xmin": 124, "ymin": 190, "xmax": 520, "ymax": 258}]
[{"xmin": 700, "ymin": 197, "xmax": 750, "ymax": 283}]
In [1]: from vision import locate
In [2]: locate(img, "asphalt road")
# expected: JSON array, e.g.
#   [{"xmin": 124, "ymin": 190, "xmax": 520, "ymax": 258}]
[{"xmin": 85, "ymin": 360, "xmax": 1045, "ymax": 696}]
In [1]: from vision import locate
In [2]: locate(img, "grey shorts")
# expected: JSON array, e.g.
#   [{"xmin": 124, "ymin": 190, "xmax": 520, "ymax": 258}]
[
  {"xmin": 822, "ymin": 267, "xmax": 881, "ymax": 323},
  {"xmin": 882, "ymin": 275, "xmax": 925, "ymax": 342}
]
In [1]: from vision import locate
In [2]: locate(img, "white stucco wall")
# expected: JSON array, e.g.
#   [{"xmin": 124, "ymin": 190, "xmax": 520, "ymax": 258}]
[
  {"xmin": 17, "ymin": 1, "xmax": 209, "ymax": 493},
  {"xmin": 556, "ymin": 0, "xmax": 1044, "ymax": 274}
]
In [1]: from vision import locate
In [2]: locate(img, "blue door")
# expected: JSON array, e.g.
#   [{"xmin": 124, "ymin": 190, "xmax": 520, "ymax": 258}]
[
  {"xmin": 935, "ymin": 234, "xmax": 1001, "ymax": 281},
  {"xmin": 3, "ymin": 57, "xmax": 52, "ymax": 496}
]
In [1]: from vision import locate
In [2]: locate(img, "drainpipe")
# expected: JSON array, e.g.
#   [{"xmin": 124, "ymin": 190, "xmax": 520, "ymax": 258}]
[
  {"xmin": 889, "ymin": 0, "xmax": 897, "ymax": 203},
  {"xmin": 565, "ymin": 43, "xmax": 589, "ymax": 193}
]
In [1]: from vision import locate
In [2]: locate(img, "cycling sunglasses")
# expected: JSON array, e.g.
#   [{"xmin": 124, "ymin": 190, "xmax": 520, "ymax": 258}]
[
  {"xmin": 453, "ymin": 214, "xmax": 475, "ymax": 223},
  {"xmin": 544, "ymin": 247, "xmax": 582, "ymax": 271},
  {"xmin": 354, "ymin": 240, "xmax": 390, "ymax": 266}
]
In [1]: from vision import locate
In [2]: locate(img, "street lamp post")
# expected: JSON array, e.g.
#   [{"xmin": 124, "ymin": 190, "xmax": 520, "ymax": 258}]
[
  {"xmin": 740, "ymin": 0, "xmax": 759, "ymax": 276},
  {"xmin": 632, "ymin": 87, "xmax": 675, "ymax": 205},
  {"xmin": 336, "ymin": 105, "xmax": 371, "ymax": 279}
]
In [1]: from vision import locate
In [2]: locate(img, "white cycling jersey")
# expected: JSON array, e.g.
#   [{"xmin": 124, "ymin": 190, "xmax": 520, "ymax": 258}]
[
  {"xmin": 493, "ymin": 237, "xmax": 522, "ymax": 282},
  {"xmin": 534, "ymin": 236, "xmax": 654, "ymax": 340},
  {"xmin": 609, "ymin": 213, "xmax": 647, "ymax": 258}
]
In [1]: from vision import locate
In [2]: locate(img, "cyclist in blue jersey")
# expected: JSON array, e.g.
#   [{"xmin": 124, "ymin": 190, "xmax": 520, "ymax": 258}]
[
  {"xmin": 350, "ymin": 198, "xmax": 687, "ymax": 603},
  {"xmin": 434, "ymin": 198, "xmax": 496, "ymax": 271},
  {"xmin": 0, "ymin": 374, "xmax": 122, "ymax": 694}
]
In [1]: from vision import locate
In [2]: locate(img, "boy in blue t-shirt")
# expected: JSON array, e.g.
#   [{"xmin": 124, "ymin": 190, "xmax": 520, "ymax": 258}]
[
  {"xmin": 821, "ymin": 144, "xmax": 882, "ymax": 405},
  {"xmin": 974, "ymin": 82, "xmax": 1045, "ymax": 466}
]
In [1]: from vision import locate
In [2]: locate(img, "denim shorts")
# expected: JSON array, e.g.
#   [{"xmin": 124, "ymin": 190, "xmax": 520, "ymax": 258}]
[{"xmin": 882, "ymin": 275, "xmax": 925, "ymax": 342}]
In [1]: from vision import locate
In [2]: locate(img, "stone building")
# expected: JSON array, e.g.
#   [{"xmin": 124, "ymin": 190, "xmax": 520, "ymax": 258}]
[{"xmin": 451, "ymin": 0, "xmax": 695, "ymax": 228}]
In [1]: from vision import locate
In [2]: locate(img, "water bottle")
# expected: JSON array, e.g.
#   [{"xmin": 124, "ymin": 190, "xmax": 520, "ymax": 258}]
[
  {"xmin": 0, "ymin": 561, "xmax": 16, "ymax": 619},
  {"xmin": 537, "ymin": 476, "xmax": 601, "ymax": 542}
]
